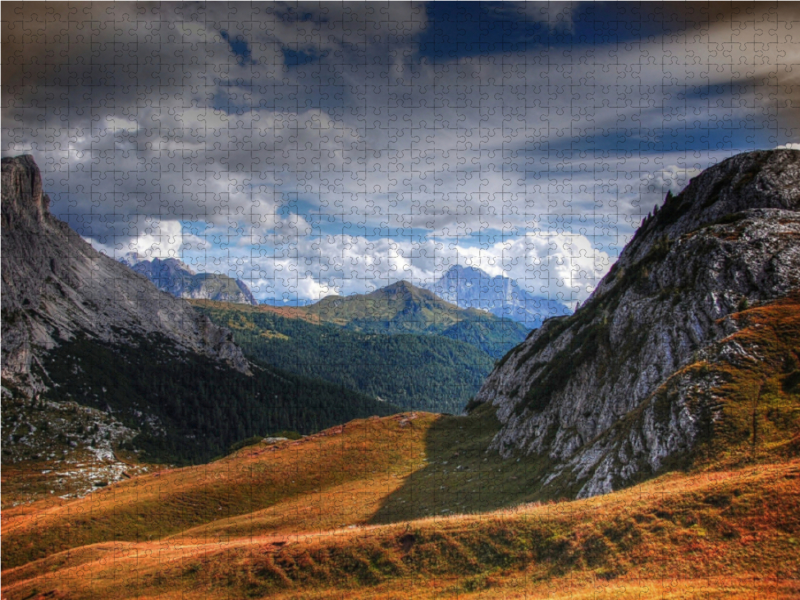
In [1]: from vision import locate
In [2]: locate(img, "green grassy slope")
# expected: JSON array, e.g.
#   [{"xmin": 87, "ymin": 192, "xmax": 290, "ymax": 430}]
[
  {"xmin": 303, "ymin": 281, "xmax": 529, "ymax": 359},
  {"xmin": 193, "ymin": 300, "xmax": 495, "ymax": 413}
]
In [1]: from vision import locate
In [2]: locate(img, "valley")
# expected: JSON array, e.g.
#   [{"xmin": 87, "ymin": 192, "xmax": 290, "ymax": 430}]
[
  {"xmin": 36, "ymin": 330, "xmax": 398, "ymax": 464},
  {"xmin": 6, "ymin": 2, "xmax": 800, "ymax": 597},
  {"xmin": 192, "ymin": 299, "xmax": 497, "ymax": 413},
  {"xmin": 189, "ymin": 277, "xmax": 534, "ymax": 414},
  {"xmin": 3, "ymin": 150, "xmax": 800, "ymax": 598}
]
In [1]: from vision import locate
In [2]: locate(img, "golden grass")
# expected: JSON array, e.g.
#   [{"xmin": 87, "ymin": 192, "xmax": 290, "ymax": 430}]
[
  {"xmin": 4, "ymin": 296, "xmax": 798, "ymax": 599},
  {"xmin": 687, "ymin": 292, "xmax": 800, "ymax": 470},
  {"xmin": 190, "ymin": 299, "xmax": 323, "ymax": 324},
  {"xmin": 1, "ymin": 448, "xmax": 154, "ymax": 508},
  {"xmin": 2, "ymin": 413, "xmax": 434, "ymax": 569},
  {"xmin": 3, "ymin": 459, "xmax": 798, "ymax": 599}
]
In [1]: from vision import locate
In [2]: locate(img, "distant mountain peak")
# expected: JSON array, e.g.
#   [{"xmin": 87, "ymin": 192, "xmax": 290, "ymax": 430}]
[
  {"xmin": 374, "ymin": 280, "xmax": 440, "ymax": 301},
  {"xmin": 119, "ymin": 252, "xmax": 196, "ymax": 275},
  {"xmin": 443, "ymin": 264, "xmax": 489, "ymax": 276},
  {"xmin": 424, "ymin": 264, "xmax": 571, "ymax": 328},
  {"xmin": 117, "ymin": 255, "xmax": 257, "ymax": 306},
  {"xmin": 381, "ymin": 280, "xmax": 418, "ymax": 292},
  {"xmin": 118, "ymin": 251, "xmax": 149, "ymax": 267},
  {"xmin": 303, "ymin": 279, "xmax": 529, "ymax": 359}
]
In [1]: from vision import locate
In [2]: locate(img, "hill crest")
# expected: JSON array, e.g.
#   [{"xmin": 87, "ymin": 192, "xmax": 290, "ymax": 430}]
[{"xmin": 256, "ymin": 279, "xmax": 530, "ymax": 359}]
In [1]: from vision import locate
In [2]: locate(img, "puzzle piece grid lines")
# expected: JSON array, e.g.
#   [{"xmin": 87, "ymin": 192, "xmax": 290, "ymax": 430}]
[
  {"xmin": 5, "ymin": 2, "xmax": 796, "ymax": 309},
  {"xmin": 2, "ymin": 2, "xmax": 799, "ymax": 599}
]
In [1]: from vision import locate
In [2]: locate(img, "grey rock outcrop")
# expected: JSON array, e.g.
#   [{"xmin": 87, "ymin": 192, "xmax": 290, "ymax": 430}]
[
  {"xmin": 119, "ymin": 253, "xmax": 258, "ymax": 306},
  {"xmin": 424, "ymin": 265, "xmax": 571, "ymax": 328},
  {"xmin": 475, "ymin": 149, "xmax": 800, "ymax": 497},
  {"xmin": 1, "ymin": 155, "xmax": 250, "ymax": 394}
]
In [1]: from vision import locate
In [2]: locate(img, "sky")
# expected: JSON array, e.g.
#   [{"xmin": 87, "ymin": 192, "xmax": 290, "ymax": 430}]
[{"xmin": 3, "ymin": 1, "xmax": 800, "ymax": 306}]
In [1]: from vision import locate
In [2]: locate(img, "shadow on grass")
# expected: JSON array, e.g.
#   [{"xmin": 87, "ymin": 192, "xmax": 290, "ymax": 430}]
[{"xmin": 369, "ymin": 404, "xmax": 566, "ymax": 525}]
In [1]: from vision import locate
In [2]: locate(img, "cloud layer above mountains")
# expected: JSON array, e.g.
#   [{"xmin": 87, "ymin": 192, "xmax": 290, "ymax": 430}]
[{"xmin": 4, "ymin": 2, "xmax": 799, "ymax": 303}]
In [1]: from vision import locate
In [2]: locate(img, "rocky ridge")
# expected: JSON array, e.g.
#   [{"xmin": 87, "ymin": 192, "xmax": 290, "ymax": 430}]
[
  {"xmin": 475, "ymin": 149, "xmax": 800, "ymax": 497},
  {"xmin": 1, "ymin": 155, "xmax": 250, "ymax": 395},
  {"xmin": 119, "ymin": 253, "xmax": 258, "ymax": 306},
  {"xmin": 424, "ymin": 264, "xmax": 572, "ymax": 328}
]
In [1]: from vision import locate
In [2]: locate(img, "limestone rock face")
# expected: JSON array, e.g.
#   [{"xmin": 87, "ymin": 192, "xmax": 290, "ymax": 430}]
[
  {"xmin": 119, "ymin": 253, "xmax": 258, "ymax": 306},
  {"xmin": 1, "ymin": 155, "xmax": 250, "ymax": 393},
  {"xmin": 424, "ymin": 265, "xmax": 572, "ymax": 328},
  {"xmin": 475, "ymin": 149, "xmax": 800, "ymax": 497}
]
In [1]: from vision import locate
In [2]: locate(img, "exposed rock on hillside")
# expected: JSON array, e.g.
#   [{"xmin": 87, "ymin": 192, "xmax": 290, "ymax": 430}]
[
  {"xmin": 1, "ymin": 155, "xmax": 250, "ymax": 395},
  {"xmin": 475, "ymin": 149, "xmax": 800, "ymax": 497},
  {"xmin": 119, "ymin": 253, "xmax": 258, "ymax": 306},
  {"xmin": 1, "ymin": 155, "xmax": 401, "ymax": 468}
]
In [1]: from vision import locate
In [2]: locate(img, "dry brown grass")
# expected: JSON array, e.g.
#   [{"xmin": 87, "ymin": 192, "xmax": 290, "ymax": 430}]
[
  {"xmin": 686, "ymin": 291, "xmax": 800, "ymax": 471},
  {"xmin": 4, "ymin": 295, "xmax": 798, "ymax": 599},
  {"xmin": 3, "ymin": 459, "xmax": 798, "ymax": 599},
  {"xmin": 190, "ymin": 299, "xmax": 323, "ymax": 324},
  {"xmin": 2, "ymin": 413, "xmax": 433, "ymax": 569}
]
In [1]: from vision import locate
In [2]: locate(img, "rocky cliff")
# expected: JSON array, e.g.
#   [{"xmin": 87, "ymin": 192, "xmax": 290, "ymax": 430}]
[
  {"xmin": 119, "ymin": 253, "xmax": 258, "ymax": 306},
  {"xmin": 1, "ymin": 155, "xmax": 250, "ymax": 394},
  {"xmin": 475, "ymin": 149, "xmax": 800, "ymax": 497}
]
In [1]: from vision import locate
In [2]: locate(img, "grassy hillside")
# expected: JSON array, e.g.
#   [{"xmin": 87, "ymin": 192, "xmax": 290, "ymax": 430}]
[
  {"xmin": 288, "ymin": 280, "xmax": 530, "ymax": 359},
  {"xmin": 5, "ymin": 295, "xmax": 797, "ymax": 599},
  {"xmin": 690, "ymin": 292, "xmax": 800, "ymax": 469},
  {"xmin": 3, "ymin": 407, "xmax": 544, "ymax": 569},
  {"xmin": 193, "ymin": 300, "xmax": 495, "ymax": 413},
  {"xmin": 3, "ymin": 408, "xmax": 798, "ymax": 599},
  {"xmin": 305, "ymin": 280, "xmax": 475, "ymax": 329},
  {"xmin": 0, "ymin": 393, "xmax": 157, "ymax": 507},
  {"xmin": 1, "ymin": 412, "xmax": 436, "ymax": 569},
  {"xmin": 35, "ymin": 332, "xmax": 398, "ymax": 465}
]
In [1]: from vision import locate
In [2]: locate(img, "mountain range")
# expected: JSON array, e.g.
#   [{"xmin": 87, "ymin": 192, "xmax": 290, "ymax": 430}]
[
  {"xmin": 299, "ymin": 280, "xmax": 530, "ymax": 359},
  {"xmin": 117, "ymin": 254, "xmax": 557, "ymax": 342},
  {"xmin": 1, "ymin": 155, "xmax": 396, "ymax": 466},
  {"xmin": 191, "ymin": 280, "xmax": 532, "ymax": 412},
  {"xmin": 192, "ymin": 299, "xmax": 496, "ymax": 413},
  {"xmin": 3, "ymin": 150, "xmax": 799, "ymax": 600},
  {"xmin": 119, "ymin": 253, "xmax": 258, "ymax": 306},
  {"xmin": 424, "ymin": 264, "xmax": 572, "ymax": 328}
]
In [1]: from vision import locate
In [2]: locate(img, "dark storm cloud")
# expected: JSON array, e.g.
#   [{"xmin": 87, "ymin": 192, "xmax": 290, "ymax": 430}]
[{"xmin": 2, "ymin": 2, "xmax": 799, "ymax": 302}]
